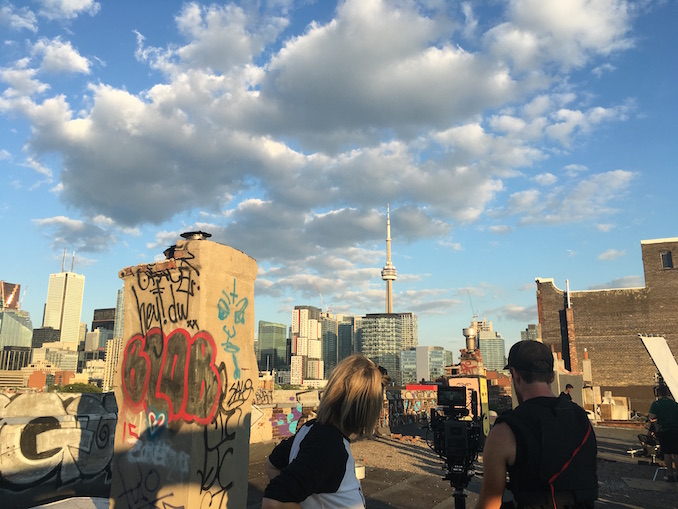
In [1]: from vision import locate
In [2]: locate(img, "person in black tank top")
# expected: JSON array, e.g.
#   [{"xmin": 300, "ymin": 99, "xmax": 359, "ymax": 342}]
[{"xmin": 475, "ymin": 341, "xmax": 597, "ymax": 509}]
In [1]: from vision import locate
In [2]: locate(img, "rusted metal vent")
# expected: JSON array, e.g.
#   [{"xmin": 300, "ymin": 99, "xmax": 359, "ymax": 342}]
[{"xmin": 180, "ymin": 231, "xmax": 212, "ymax": 240}]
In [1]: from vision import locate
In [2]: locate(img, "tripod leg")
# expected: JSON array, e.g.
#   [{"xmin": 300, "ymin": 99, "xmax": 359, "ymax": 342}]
[{"xmin": 453, "ymin": 487, "xmax": 467, "ymax": 509}]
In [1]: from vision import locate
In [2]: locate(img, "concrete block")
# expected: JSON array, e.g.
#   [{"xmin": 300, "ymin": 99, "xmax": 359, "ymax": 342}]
[{"xmin": 110, "ymin": 234, "xmax": 257, "ymax": 509}]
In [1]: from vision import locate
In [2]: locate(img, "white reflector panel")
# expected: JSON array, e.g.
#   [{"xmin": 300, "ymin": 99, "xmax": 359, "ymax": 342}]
[{"xmin": 640, "ymin": 335, "xmax": 678, "ymax": 398}]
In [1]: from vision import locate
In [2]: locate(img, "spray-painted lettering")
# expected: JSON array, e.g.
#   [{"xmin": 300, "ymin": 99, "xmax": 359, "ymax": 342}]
[
  {"xmin": 0, "ymin": 393, "xmax": 115, "ymax": 502},
  {"xmin": 132, "ymin": 262, "xmax": 198, "ymax": 336},
  {"xmin": 121, "ymin": 328, "xmax": 221, "ymax": 425}
]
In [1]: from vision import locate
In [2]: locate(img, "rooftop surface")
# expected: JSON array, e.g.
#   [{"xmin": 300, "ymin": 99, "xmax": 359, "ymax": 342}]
[{"xmin": 32, "ymin": 425, "xmax": 677, "ymax": 509}]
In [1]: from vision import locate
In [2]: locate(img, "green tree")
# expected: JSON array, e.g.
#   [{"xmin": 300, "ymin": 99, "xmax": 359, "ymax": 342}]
[{"xmin": 60, "ymin": 383, "xmax": 102, "ymax": 393}]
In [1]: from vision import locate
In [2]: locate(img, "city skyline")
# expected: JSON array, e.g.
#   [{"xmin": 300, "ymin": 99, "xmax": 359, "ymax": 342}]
[{"xmin": 2, "ymin": 1, "xmax": 677, "ymax": 355}]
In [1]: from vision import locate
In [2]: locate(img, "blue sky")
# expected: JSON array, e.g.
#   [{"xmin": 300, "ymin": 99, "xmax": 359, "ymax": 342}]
[{"xmin": 2, "ymin": 0, "xmax": 677, "ymax": 357}]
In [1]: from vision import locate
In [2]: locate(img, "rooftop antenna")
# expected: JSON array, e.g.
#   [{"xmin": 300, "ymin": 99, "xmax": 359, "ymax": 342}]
[
  {"xmin": 71, "ymin": 251, "xmax": 75, "ymax": 272},
  {"xmin": 61, "ymin": 248, "xmax": 66, "ymax": 272}
]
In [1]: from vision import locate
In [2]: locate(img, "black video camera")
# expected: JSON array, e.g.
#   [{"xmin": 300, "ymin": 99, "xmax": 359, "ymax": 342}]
[{"xmin": 429, "ymin": 386, "xmax": 482, "ymax": 490}]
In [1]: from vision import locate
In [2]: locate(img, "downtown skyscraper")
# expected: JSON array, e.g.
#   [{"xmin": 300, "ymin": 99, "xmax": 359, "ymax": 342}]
[
  {"xmin": 258, "ymin": 320, "xmax": 288, "ymax": 371},
  {"xmin": 42, "ymin": 270, "xmax": 85, "ymax": 348}
]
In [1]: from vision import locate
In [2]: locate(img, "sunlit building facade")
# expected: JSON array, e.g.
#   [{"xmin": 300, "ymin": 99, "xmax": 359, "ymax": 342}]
[{"xmin": 43, "ymin": 271, "xmax": 85, "ymax": 347}]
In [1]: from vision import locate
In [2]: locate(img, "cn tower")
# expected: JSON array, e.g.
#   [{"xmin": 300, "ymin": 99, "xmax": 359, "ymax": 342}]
[{"xmin": 381, "ymin": 204, "xmax": 397, "ymax": 313}]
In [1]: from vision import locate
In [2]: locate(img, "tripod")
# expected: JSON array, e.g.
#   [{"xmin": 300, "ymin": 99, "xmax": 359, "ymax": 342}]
[{"xmin": 444, "ymin": 460, "xmax": 475, "ymax": 509}]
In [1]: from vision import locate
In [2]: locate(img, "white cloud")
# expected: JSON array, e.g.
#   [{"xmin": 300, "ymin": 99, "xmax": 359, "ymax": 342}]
[
  {"xmin": 0, "ymin": 0, "xmax": 637, "ymax": 241},
  {"xmin": 490, "ymin": 303, "xmax": 538, "ymax": 322},
  {"xmin": 592, "ymin": 63, "xmax": 616, "ymax": 77},
  {"xmin": 588, "ymin": 275, "xmax": 644, "ymax": 290},
  {"xmin": 597, "ymin": 223, "xmax": 614, "ymax": 232},
  {"xmin": 0, "ymin": 60, "xmax": 49, "ymax": 97},
  {"xmin": 23, "ymin": 157, "xmax": 53, "ymax": 180},
  {"xmin": 0, "ymin": 0, "xmax": 654, "ymax": 322},
  {"xmin": 508, "ymin": 189, "xmax": 540, "ymax": 213},
  {"xmin": 32, "ymin": 37, "xmax": 91, "ymax": 74},
  {"xmin": 533, "ymin": 172, "xmax": 557, "ymax": 185},
  {"xmin": 546, "ymin": 104, "xmax": 630, "ymax": 146},
  {"xmin": 37, "ymin": 0, "xmax": 100, "ymax": 21},
  {"xmin": 488, "ymin": 225, "xmax": 514, "ymax": 235},
  {"xmin": 146, "ymin": 230, "xmax": 181, "ymax": 250},
  {"xmin": 509, "ymin": 170, "xmax": 636, "ymax": 225},
  {"xmin": 598, "ymin": 248, "xmax": 625, "ymax": 260},
  {"xmin": 33, "ymin": 215, "xmax": 116, "ymax": 252},
  {"xmin": 485, "ymin": 0, "xmax": 634, "ymax": 71},
  {"xmin": 440, "ymin": 240, "xmax": 463, "ymax": 251},
  {"xmin": 174, "ymin": 2, "xmax": 288, "ymax": 74},
  {"xmin": 564, "ymin": 164, "xmax": 587, "ymax": 177},
  {"xmin": 0, "ymin": 4, "xmax": 38, "ymax": 32}
]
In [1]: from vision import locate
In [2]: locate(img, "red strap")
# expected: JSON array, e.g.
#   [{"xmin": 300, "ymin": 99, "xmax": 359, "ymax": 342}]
[{"xmin": 548, "ymin": 423, "xmax": 592, "ymax": 509}]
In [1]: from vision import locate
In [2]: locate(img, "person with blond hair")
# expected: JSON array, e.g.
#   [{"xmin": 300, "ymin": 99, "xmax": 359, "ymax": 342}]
[{"xmin": 262, "ymin": 354, "xmax": 385, "ymax": 509}]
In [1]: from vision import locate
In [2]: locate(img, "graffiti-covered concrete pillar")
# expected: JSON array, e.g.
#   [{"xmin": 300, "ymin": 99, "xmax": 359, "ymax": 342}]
[{"xmin": 110, "ymin": 232, "xmax": 257, "ymax": 509}]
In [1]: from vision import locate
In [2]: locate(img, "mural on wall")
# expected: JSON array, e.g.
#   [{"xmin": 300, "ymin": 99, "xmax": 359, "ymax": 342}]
[
  {"xmin": 270, "ymin": 399, "xmax": 304, "ymax": 438},
  {"xmin": 383, "ymin": 389, "xmax": 438, "ymax": 428},
  {"xmin": 0, "ymin": 392, "xmax": 116, "ymax": 509},
  {"xmin": 112, "ymin": 238, "xmax": 258, "ymax": 509}
]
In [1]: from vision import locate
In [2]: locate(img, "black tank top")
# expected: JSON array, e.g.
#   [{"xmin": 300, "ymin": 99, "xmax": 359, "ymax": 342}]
[{"xmin": 496, "ymin": 395, "xmax": 598, "ymax": 509}]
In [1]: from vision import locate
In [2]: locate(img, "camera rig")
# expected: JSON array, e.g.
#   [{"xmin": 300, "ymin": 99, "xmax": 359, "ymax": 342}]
[{"xmin": 429, "ymin": 385, "xmax": 483, "ymax": 509}]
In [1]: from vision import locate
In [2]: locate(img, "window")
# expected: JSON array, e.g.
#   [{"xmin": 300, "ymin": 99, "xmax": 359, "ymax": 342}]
[{"xmin": 661, "ymin": 251, "xmax": 673, "ymax": 269}]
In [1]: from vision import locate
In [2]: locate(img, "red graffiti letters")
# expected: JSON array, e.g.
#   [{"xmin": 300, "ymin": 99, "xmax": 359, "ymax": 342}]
[{"xmin": 121, "ymin": 328, "xmax": 221, "ymax": 425}]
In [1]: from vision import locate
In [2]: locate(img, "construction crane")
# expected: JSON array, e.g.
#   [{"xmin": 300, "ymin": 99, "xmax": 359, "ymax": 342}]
[
  {"xmin": 313, "ymin": 282, "xmax": 333, "ymax": 314},
  {"xmin": 18, "ymin": 286, "xmax": 27, "ymax": 311}
]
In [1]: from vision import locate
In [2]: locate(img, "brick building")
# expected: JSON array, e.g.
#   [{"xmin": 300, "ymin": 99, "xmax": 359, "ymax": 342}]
[{"xmin": 536, "ymin": 237, "xmax": 678, "ymax": 411}]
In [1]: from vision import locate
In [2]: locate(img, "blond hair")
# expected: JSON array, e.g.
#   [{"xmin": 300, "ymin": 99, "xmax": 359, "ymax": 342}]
[{"xmin": 316, "ymin": 354, "xmax": 384, "ymax": 437}]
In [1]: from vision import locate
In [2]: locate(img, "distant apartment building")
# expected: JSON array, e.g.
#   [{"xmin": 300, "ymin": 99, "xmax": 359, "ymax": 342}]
[
  {"xmin": 0, "ymin": 309, "xmax": 33, "ymax": 349},
  {"xmin": 32, "ymin": 326, "xmax": 61, "ymax": 349},
  {"xmin": 0, "ymin": 346, "xmax": 31, "ymax": 370},
  {"xmin": 320, "ymin": 313, "xmax": 337, "ymax": 377},
  {"xmin": 103, "ymin": 337, "xmax": 123, "ymax": 392},
  {"xmin": 82, "ymin": 359, "xmax": 106, "ymax": 387},
  {"xmin": 43, "ymin": 271, "xmax": 85, "ymax": 347},
  {"xmin": 400, "ymin": 313, "xmax": 419, "ymax": 350},
  {"xmin": 85, "ymin": 328, "xmax": 113, "ymax": 352},
  {"xmin": 290, "ymin": 306, "xmax": 324, "ymax": 384},
  {"xmin": 357, "ymin": 312, "xmax": 418, "ymax": 385},
  {"xmin": 537, "ymin": 237, "xmax": 678, "ymax": 410},
  {"xmin": 258, "ymin": 320, "xmax": 288, "ymax": 371},
  {"xmin": 400, "ymin": 349, "xmax": 417, "ymax": 384},
  {"xmin": 91, "ymin": 308, "xmax": 115, "ymax": 332},
  {"xmin": 1, "ymin": 281, "xmax": 22, "ymax": 310},
  {"xmin": 32, "ymin": 346, "xmax": 79, "ymax": 372},
  {"xmin": 113, "ymin": 288, "xmax": 124, "ymax": 339},
  {"xmin": 0, "ymin": 369, "xmax": 27, "ymax": 389},
  {"xmin": 400, "ymin": 346, "xmax": 446, "ymax": 384},
  {"xmin": 521, "ymin": 323, "xmax": 540, "ymax": 341},
  {"xmin": 473, "ymin": 319, "xmax": 507, "ymax": 371},
  {"xmin": 337, "ymin": 316, "xmax": 355, "ymax": 363},
  {"xmin": 444, "ymin": 349, "xmax": 456, "ymax": 368}
]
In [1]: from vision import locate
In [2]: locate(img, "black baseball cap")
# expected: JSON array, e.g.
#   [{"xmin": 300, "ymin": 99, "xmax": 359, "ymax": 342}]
[{"xmin": 505, "ymin": 340, "xmax": 554, "ymax": 373}]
